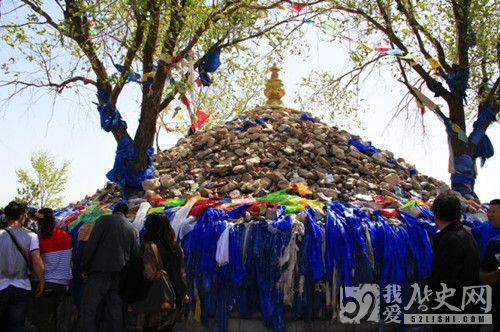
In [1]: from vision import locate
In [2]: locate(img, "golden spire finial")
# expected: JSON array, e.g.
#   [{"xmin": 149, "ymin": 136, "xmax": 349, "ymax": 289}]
[{"xmin": 264, "ymin": 63, "xmax": 285, "ymax": 106}]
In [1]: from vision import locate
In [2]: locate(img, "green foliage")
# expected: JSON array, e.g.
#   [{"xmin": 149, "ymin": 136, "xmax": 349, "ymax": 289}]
[
  {"xmin": 299, "ymin": 0, "xmax": 499, "ymax": 124},
  {"xmin": 0, "ymin": 0, "xmax": 320, "ymax": 134},
  {"xmin": 15, "ymin": 152, "xmax": 69, "ymax": 208}
]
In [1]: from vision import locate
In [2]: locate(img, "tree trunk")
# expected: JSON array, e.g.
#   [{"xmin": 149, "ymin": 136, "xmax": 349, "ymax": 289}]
[
  {"xmin": 447, "ymin": 96, "xmax": 477, "ymax": 198},
  {"xmin": 133, "ymin": 98, "xmax": 161, "ymax": 172}
]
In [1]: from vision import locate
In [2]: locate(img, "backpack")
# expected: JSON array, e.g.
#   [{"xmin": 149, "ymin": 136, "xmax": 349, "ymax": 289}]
[{"xmin": 118, "ymin": 255, "xmax": 152, "ymax": 304}]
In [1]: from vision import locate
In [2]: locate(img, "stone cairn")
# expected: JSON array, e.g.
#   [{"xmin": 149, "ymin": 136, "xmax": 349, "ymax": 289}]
[{"xmin": 89, "ymin": 66, "xmax": 448, "ymax": 205}]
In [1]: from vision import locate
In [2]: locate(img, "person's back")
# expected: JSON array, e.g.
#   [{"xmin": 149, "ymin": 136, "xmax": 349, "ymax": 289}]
[
  {"xmin": 130, "ymin": 213, "xmax": 188, "ymax": 332},
  {"xmin": 0, "ymin": 227, "xmax": 35, "ymax": 282},
  {"xmin": 82, "ymin": 212, "xmax": 138, "ymax": 273},
  {"xmin": 430, "ymin": 221, "xmax": 480, "ymax": 296},
  {"xmin": 157, "ymin": 242, "xmax": 188, "ymax": 308},
  {"xmin": 39, "ymin": 227, "xmax": 73, "ymax": 284},
  {"xmin": 0, "ymin": 201, "xmax": 45, "ymax": 332},
  {"xmin": 31, "ymin": 208, "xmax": 73, "ymax": 332},
  {"xmin": 429, "ymin": 191, "xmax": 481, "ymax": 332},
  {"xmin": 80, "ymin": 203, "xmax": 138, "ymax": 332}
]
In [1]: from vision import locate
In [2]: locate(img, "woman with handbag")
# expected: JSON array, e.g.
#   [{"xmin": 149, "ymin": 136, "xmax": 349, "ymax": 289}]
[{"xmin": 132, "ymin": 213, "xmax": 188, "ymax": 332}]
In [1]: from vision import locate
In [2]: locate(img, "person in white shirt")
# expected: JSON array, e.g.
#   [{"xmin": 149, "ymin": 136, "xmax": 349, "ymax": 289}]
[{"xmin": 0, "ymin": 201, "xmax": 45, "ymax": 332}]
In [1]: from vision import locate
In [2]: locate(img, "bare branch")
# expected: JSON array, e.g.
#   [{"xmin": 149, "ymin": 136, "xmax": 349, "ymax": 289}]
[
  {"xmin": 19, "ymin": 0, "xmax": 60, "ymax": 31},
  {"xmin": 0, "ymin": 21, "xmax": 49, "ymax": 28},
  {"xmin": 109, "ymin": 7, "xmax": 146, "ymax": 103},
  {"xmin": 394, "ymin": 0, "xmax": 451, "ymax": 72},
  {"xmin": 0, "ymin": 3, "xmax": 28, "ymax": 16},
  {"xmin": 0, "ymin": 76, "xmax": 96, "ymax": 92},
  {"xmin": 485, "ymin": 75, "xmax": 500, "ymax": 107}
]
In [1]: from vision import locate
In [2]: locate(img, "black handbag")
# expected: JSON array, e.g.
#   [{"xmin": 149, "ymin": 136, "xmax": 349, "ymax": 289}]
[
  {"xmin": 118, "ymin": 255, "xmax": 151, "ymax": 304},
  {"xmin": 130, "ymin": 243, "xmax": 176, "ymax": 313}
]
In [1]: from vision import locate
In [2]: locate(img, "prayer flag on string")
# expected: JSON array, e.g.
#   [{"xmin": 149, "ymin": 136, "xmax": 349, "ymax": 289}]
[
  {"xmin": 290, "ymin": 3, "xmax": 307, "ymax": 13},
  {"xmin": 386, "ymin": 48, "xmax": 403, "ymax": 56},
  {"xmin": 375, "ymin": 47, "xmax": 389, "ymax": 53},
  {"xmin": 451, "ymin": 123, "xmax": 468, "ymax": 142},
  {"xmin": 416, "ymin": 100, "xmax": 425, "ymax": 116},
  {"xmin": 357, "ymin": 42, "xmax": 373, "ymax": 52},
  {"xmin": 409, "ymin": 84, "xmax": 438, "ymax": 112},
  {"xmin": 191, "ymin": 110, "xmax": 209, "ymax": 129},
  {"xmin": 426, "ymin": 57, "xmax": 441, "ymax": 69},
  {"xmin": 172, "ymin": 106, "xmax": 181, "ymax": 119},
  {"xmin": 180, "ymin": 95, "xmax": 191, "ymax": 109},
  {"xmin": 257, "ymin": 10, "xmax": 268, "ymax": 18},
  {"xmin": 114, "ymin": 64, "xmax": 141, "ymax": 82},
  {"xmin": 321, "ymin": 20, "xmax": 337, "ymax": 32},
  {"xmin": 402, "ymin": 53, "xmax": 414, "ymax": 60},
  {"xmin": 141, "ymin": 72, "xmax": 155, "ymax": 82}
]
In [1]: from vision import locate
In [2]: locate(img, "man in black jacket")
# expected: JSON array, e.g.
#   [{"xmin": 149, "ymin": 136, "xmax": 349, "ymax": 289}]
[
  {"xmin": 428, "ymin": 191, "xmax": 481, "ymax": 332},
  {"xmin": 79, "ymin": 203, "xmax": 139, "ymax": 332}
]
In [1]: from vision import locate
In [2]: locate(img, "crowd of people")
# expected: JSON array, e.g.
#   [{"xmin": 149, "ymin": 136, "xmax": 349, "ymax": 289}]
[
  {"xmin": 0, "ymin": 202, "xmax": 187, "ymax": 332},
  {"xmin": 0, "ymin": 193, "xmax": 498, "ymax": 332}
]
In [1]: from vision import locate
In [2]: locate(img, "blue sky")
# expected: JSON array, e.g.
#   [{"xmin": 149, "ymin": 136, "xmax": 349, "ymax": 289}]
[{"xmin": 0, "ymin": 25, "xmax": 498, "ymax": 207}]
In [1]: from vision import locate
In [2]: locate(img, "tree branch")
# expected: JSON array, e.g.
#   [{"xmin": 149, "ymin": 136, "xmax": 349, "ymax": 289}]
[
  {"xmin": 64, "ymin": 0, "xmax": 112, "ymax": 93},
  {"xmin": 142, "ymin": 0, "xmax": 162, "ymax": 76},
  {"xmin": 0, "ymin": 76, "xmax": 97, "ymax": 92},
  {"xmin": 19, "ymin": 0, "xmax": 60, "ymax": 31},
  {"xmin": 451, "ymin": 0, "xmax": 471, "ymax": 68},
  {"xmin": 109, "ymin": 7, "xmax": 146, "ymax": 103},
  {"xmin": 394, "ymin": 0, "xmax": 451, "ymax": 72},
  {"xmin": 330, "ymin": 3, "xmax": 451, "ymax": 102},
  {"xmin": 485, "ymin": 75, "xmax": 500, "ymax": 107}
]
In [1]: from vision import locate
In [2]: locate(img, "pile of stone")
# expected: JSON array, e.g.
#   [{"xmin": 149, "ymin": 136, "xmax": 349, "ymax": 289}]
[{"xmin": 89, "ymin": 106, "xmax": 448, "ymax": 203}]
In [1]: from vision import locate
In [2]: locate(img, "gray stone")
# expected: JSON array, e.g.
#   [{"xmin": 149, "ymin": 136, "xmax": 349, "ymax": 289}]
[
  {"xmin": 277, "ymin": 180, "xmax": 290, "ymax": 189},
  {"xmin": 144, "ymin": 190, "xmax": 156, "ymax": 198},
  {"xmin": 319, "ymin": 188, "xmax": 338, "ymax": 199},
  {"xmin": 241, "ymin": 173, "xmax": 253, "ymax": 182},
  {"xmin": 214, "ymin": 163, "xmax": 232, "ymax": 173},
  {"xmin": 142, "ymin": 178, "xmax": 161, "ymax": 191},
  {"xmin": 245, "ymin": 156, "xmax": 261, "ymax": 168},
  {"xmin": 331, "ymin": 146, "xmax": 345, "ymax": 159},
  {"xmin": 233, "ymin": 165, "xmax": 247, "ymax": 174},
  {"xmin": 229, "ymin": 190, "xmax": 241, "ymax": 199},
  {"xmin": 199, "ymin": 188, "xmax": 213, "ymax": 197},
  {"xmin": 221, "ymin": 182, "xmax": 239, "ymax": 193},
  {"xmin": 383, "ymin": 173, "xmax": 402, "ymax": 187},
  {"xmin": 283, "ymin": 147, "xmax": 295, "ymax": 155},
  {"xmin": 315, "ymin": 146, "xmax": 327, "ymax": 156},
  {"xmin": 170, "ymin": 189, "xmax": 182, "ymax": 197},
  {"xmin": 160, "ymin": 175, "xmax": 176, "ymax": 188}
]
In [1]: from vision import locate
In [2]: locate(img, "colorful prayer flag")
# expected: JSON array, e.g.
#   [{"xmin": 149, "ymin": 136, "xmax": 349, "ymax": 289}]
[
  {"xmin": 321, "ymin": 20, "xmax": 337, "ymax": 32},
  {"xmin": 180, "ymin": 95, "xmax": 190, "ymax": 109},
  {"xmin": 191, "ymin": 110, "xmax": 209, "ymax": 129},
  {"xmin": 426, "ymin": 57, "xmax": 441, "ymax": 69},
  {"xmin": 357, "ymin": 42, "xmax": 373, "ymax": 52},
  {"xmin": 290, "ymin": 3, "xmax": 306, "ymax": 13}
]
